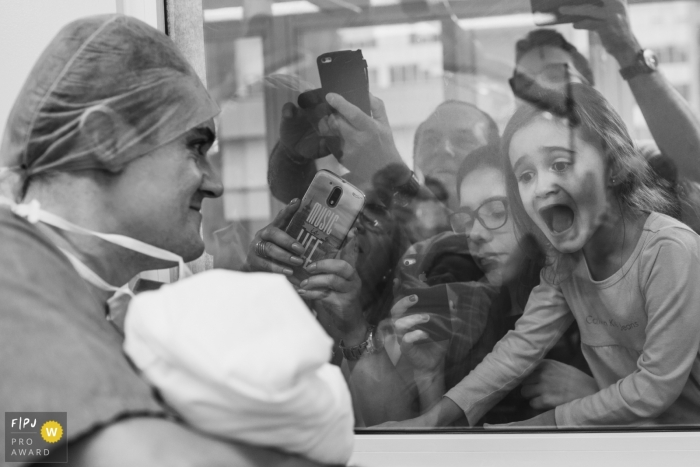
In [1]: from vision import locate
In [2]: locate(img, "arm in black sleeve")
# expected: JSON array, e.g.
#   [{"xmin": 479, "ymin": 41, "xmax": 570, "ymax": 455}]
[{"xmin": 268, "ymin": 141, "xmax": 317, "ymax": 203}]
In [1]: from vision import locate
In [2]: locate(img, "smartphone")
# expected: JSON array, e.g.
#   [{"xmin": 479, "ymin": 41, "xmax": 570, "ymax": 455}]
[
  {"xmin": 531, "ymin": 0, "xmax": 604, "ymax": 25},
  {"xmin": 398, "ymin": 286, "xmax": 453, "ymax": 343},
  {"xmin": 285, "ymin": 170, "xmax": 365, "ymax": 281},
  {"xmin": 317, "ymin": 50, "xmax": 371, "ymax": 116}
]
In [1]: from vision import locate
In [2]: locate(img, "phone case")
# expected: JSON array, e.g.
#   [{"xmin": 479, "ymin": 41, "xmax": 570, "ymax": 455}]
[
  {"xmin": 531, "ymin": 0, "xmax": 604, "ymax": 25},
  {"xmin": 317, "ymin": 50, "xmax": 371, "ymax": 116},
  {"xmin": 285, "ymin": 170, "xmax": 365, "ymax": 281},
  {"xmin": 399, "ymin": 286, "xmax": 453, "ymax": 343}
]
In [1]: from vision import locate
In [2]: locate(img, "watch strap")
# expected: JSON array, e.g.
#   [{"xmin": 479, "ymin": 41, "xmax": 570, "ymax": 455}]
[
  {"xmin": 339, "ymin": 326, "xmax": 376, "ymax": 361},
  {"xmin": 619, "ymin": 49, "xmax": 657, "ymax": 81}
]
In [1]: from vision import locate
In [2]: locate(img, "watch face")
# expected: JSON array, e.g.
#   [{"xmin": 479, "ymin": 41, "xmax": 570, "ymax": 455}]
[{"xmin": 643, "ymin": 49, "xmax": 659, "ymax": 70}]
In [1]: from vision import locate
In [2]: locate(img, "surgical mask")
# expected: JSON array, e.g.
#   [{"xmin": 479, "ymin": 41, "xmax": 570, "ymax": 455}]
[{"xmin": 0, "ymin": 197, "xmax": 192, "ymax": 327}]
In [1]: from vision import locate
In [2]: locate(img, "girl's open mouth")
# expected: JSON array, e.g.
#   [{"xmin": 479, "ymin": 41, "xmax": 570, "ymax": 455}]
[{"xmin": 540, "ymin": 205, "xmax": 574, "ymax": 234}]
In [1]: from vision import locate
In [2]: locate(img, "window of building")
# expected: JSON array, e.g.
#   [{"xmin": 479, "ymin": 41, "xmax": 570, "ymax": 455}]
[
  {"xmin": 657, "ymin": 45, "xmax": 689, "ymax": 64},
  {"xmin": 199, "ymin": 0, "xmax": 700, "ymax": 463},
  {"xmin": 389, "ymin": 63, "xmax": 431, "ymax": 84}
]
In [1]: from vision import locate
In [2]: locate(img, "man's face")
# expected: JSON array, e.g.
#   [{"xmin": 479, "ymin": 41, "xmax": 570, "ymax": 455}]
[
  {"xmin": 413, "ymin": 103, "xmax": 492, "ymax": 210},
  {"xmin": 104, "ymin": 120, "xmax": 223, "ymax": 262}
]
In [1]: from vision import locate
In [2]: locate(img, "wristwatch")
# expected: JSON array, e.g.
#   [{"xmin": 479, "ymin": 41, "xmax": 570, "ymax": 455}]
[
  {"xmin": 339, "ymin": 326, "xmax": 377, "ymax": 361},
  {"xmin": 619, "ymin": 49, "xmax": 658, "ymax": 81}
]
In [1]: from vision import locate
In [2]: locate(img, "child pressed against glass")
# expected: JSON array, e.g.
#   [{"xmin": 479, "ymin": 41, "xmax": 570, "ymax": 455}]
[{"xmin": 397, "ymin": 84, "xmax": 700, "ymax": 428}]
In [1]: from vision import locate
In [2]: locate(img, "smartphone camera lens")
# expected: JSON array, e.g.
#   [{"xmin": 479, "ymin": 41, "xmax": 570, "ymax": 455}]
[{"xmin": 327, "ymin": 186, "xmax": 342, "ymax": 207}]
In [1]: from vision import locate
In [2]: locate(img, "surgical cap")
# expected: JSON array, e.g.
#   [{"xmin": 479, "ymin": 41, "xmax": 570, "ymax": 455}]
[{"xmin": 0, "ymin": 14, "xmax": 218, "ymax": 198}]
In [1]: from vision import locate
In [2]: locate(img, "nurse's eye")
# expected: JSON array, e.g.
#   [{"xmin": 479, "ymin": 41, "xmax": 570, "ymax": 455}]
[
  {"xmin": 552, "ymin": 161, "xmax": 570, "ymax": 172},
  {"xmin": 189, "ymin": 139, "xmax": 210, "ymax": 157}
]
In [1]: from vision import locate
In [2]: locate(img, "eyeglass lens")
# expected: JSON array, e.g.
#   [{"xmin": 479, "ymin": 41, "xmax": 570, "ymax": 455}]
[{"xmin": 451, "ymin": 199, "xmax": 508, "ymax": 234}]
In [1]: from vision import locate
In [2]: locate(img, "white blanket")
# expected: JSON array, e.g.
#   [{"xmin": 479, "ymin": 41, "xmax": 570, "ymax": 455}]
[{"xmin": 124, "ymin": 270, "xmax": 354, "ymax": 465}]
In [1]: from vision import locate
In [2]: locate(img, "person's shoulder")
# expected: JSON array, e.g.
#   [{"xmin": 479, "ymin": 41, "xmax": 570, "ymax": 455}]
[
  {"xmin": 639, "ymin": 212, "xmax": 700, "ymax": 272},
  {"xmin": 0, "ymin": 208, "xmax": 167, "ymax": 446},
  {"xmin": 0, "ymin": 205, "xmax": 34, "ymax": 232},
  {"xmin": 643, "ymin": 212, "xmax": 700, "ymax": 247},
  {"xmin": 0, "ymin": 206, "xmax": 83, "ymax": 298},
  {"xmin": 0, "ymin": 206, "xmax": 66, "ymax": 260}
]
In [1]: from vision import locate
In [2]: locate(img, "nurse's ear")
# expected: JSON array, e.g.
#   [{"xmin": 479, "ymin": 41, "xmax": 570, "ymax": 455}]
[{"xmin": 78, "ymin": 105, "xmax": 130, "ymax": 173}]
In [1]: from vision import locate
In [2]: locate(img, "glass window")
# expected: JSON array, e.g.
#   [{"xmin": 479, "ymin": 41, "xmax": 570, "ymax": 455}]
[{"xmin": 201, "ymin": 0, "xmax": 700, "ymax": 434}]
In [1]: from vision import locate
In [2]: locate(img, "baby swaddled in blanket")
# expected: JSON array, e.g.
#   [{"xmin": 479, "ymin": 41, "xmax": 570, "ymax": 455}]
[{"xmin": 124, "ymin": 270, "xmax": 354, "ymax": 465}]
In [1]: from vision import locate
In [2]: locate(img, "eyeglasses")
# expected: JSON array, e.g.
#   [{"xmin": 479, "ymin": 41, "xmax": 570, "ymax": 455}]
[{"xmin": 449, "ymin": 198, "xmax": 509, "ymax": 235}]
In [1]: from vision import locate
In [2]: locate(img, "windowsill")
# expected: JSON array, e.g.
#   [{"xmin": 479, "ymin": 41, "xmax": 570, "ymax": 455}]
[{"xmin": 352, "ymin": 431, "xmax": 700, "ymax": 466}]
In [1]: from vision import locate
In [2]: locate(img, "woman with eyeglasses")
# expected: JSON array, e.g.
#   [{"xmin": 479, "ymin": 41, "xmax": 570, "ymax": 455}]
[{"xmin": 388, "ymin": 144, "xmax": 592, "ymax": 426}]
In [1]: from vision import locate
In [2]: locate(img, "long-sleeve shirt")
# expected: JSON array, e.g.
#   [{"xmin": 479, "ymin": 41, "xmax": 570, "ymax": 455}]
[{"xmin": 445, "ymin": 212, "xmax": 700, "ymax": 427}]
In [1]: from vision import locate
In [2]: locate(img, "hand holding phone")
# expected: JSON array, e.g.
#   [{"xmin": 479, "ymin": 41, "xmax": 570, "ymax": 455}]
[
  {"xmin": 317, "ymin": 50, "xmax": 371, "ymax": 116},
  {"xmin": 391, "ymin": 291, "xmax": 451, "ymax": 374},
  {"xmin": 397, "ymin": 286, "xmax": 453, "ymax": 343},
  {"xmin": 284, "ymin": 170, "xmax": 365, "ymax": 282}
]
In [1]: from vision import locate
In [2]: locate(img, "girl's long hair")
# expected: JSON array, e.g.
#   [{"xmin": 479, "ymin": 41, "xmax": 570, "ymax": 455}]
[{"xmin": 501, "ymin": 84, "xmax": 678, "ymax": 277}]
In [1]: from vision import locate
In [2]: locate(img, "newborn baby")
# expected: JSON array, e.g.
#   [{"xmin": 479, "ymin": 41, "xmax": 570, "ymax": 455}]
[{"xmin": 124, "ymin": 270, "xmax": 354, "ymax": 465}]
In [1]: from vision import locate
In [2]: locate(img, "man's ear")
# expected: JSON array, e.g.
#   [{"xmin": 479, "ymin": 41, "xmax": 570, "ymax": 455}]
[{"xmin": 78, "ymin": 106, "xmax": 127, "ymax": 171}]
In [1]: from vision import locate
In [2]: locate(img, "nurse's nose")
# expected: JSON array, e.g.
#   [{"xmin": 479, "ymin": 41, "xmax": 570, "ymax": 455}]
[{"xmin": 201, "ymin": 160, "xmax": 224, "ymax": 199}]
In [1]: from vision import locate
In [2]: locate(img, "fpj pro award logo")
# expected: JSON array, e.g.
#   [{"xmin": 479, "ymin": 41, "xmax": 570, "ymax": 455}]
[{"xmin": 5, "ymin": 412, "xmax": 67, "ymax": 463}]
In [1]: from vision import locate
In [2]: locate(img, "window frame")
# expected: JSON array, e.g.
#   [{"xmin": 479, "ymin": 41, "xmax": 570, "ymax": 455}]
[
  {"xmin": 117, "ymin": 0, "xmax": 165, "ymax": 32},
  {"xmin": 353, "ymin": 431, "xmax": 700, "ymax": 465},
  {"xmin": 191, "ymin": 1, "xmax": 700, "ymax": 464}
]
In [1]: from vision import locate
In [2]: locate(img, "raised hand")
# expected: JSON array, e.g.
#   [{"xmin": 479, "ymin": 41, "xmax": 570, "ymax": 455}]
[
  {"xmin": 322, "ymin": 92, "xmax": 404, "ymax": 183},
  {"xmin": 298, "ymin": 231, "xmax": 365, "ymax": 342},
  {"xmin": 279, "ymin": 90, "xmax": 334, "ymax": 161},
  {"xmin": 391, "ymin": 295, "xmax": 449, "ymax": 375},
  {"xmin": 245, "ymin": 199, "xmax": 306, "ymax": 285},
  {"xmin": 561, "ymin": 0, "xmax": 640, "ymax": 65}
]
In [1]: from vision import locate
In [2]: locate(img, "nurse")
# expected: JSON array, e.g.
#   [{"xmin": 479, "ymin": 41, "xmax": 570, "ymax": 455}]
[{"xmin": 0, "ymin": 15, "xmax": 320, "ymax": 467}]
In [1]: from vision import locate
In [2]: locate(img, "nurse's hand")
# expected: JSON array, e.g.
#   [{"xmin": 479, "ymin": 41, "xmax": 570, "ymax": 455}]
[
  {"xmin": 521, "ymin": 359, "xmax": 598, "ymax": 410},
  {"xmin": 298, "ymin": 232, "xmax": 364, "ymax": 340},
  {"xmin": 245, "ymin": 199, "xmax": 306, "ymax": 285},
  {"xmin": 391, "ymin": 295, "xmax": 448, "ymax": 375}
]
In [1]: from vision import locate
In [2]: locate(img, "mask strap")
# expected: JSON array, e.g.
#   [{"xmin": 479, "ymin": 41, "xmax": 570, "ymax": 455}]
[
  {"xmin": 58, "ymin": 247, "xmax": 133, "ymax": 296},
  {"xmin": 1, "ymin": 197, "xmax": 192, "ymax": 279},
  {"xmin": 58, "ymin": 247, "xmax": 133, "ymax": 333}
]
